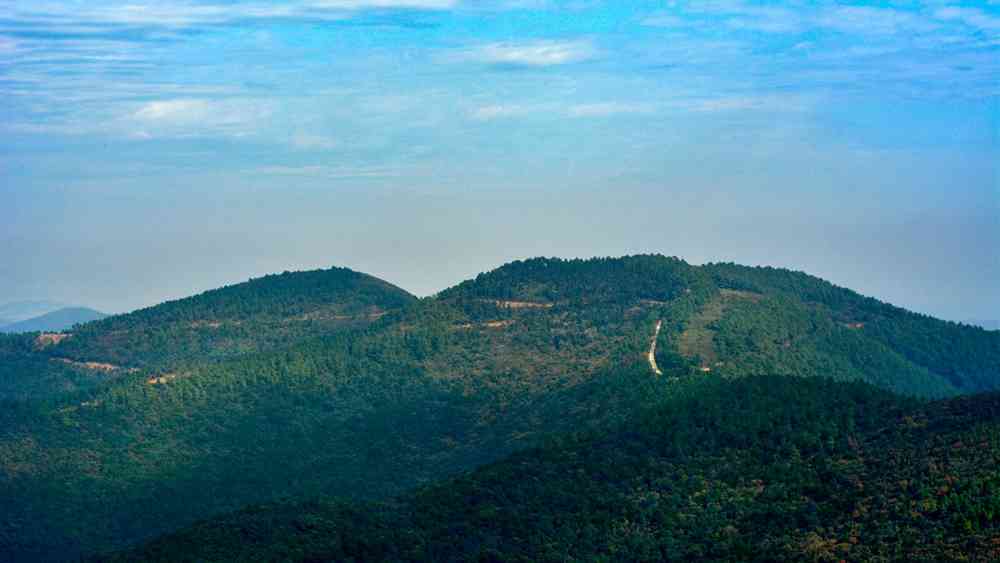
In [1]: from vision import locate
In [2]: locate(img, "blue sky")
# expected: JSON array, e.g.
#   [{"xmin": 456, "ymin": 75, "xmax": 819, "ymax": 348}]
[{"xmin": 1, "ymin": 0, "xmax": 997, "ymax": 320}]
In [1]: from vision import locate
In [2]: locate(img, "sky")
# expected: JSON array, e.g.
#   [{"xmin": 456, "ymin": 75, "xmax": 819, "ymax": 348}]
[{"xmin": 0, "ymin": 0, "xmax": 997, "ymax": 321}]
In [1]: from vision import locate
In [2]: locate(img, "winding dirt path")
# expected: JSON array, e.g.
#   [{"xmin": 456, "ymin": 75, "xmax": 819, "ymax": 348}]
[{"xmin": 648, "ymin": 320, "xmax": 663, "ymax": 376}]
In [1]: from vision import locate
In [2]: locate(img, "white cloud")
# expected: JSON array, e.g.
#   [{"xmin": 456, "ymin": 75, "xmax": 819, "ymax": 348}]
[
  {"xmin": 466, "ymin": 40, "xmax": 596, "ymax": 66},
  {"xmin": 290, "ymin": 132, "xmax": 340, "ymax": 150},
  {"xmin": 470, "ymin": 102, "xmax": 655, "ymax": 120},
  {"xmin": 254, "ymin": 165, "xmax": 401, "ymax": 178},
  {"xmin": 128, "ymin": 98, "xmax": 272, "ymax": 138},
  {"xmin": 1, "ymin": 1, "xmax": 459, "ymax": 29},
  {"xmin": 567, "ymin": 103, "xmax": 655, "ymax": 117},
  {"xmin": 470, "ymin": 104, "xmax": 534, "ymax": 120},
  {"xmin": 132, "ymin": 99, "xmax": 213, "ymax": 123}
]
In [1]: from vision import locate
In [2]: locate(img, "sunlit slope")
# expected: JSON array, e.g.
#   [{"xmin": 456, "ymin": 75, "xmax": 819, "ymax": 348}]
[
  {"xmin": 0, "ymin": 267, "xmax": 418, "ymax": 404},
  {"xmin": 48, "ymin": 266, "xmax": 418, "ymax": 369},
  {"xmin": 700, "ymin": 263, "xmax": 999, "ymax": 394},
  {"xmin": 109, "ymin": 376, "xmax": 1000, "ymax": 562}
]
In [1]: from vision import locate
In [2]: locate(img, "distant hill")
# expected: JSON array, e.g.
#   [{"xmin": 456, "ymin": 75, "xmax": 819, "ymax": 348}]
[
  {"xmin": 0, "ymin": 300, "xmax": 66, "ymax": 326},
  {"xmin": 968, "ymin": 320, "xmax": 1000, "ymax": 331},
  {"xmin": 0, "ymin": 256, "xmax": 998, "ymax": 561},
  {"xmin": 0, "ymin": 307, "xmax": 107, "ymax": 333}
]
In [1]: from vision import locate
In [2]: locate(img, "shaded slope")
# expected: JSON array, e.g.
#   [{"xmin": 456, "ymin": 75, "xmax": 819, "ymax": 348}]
[
  {"xmin": 109, "ymin": 376, "xmax": 1000, "ymax": 562},
  {"xmin": 0, "ymin": 333, "xmax": 116, "ymax": 401},
  {"xmin": 0, "ymin": 297, "xmax": 665, "ymax": 561},
  {"xmin": 0, "ymin": 257, "xmax": 707, "ymax": 560}
]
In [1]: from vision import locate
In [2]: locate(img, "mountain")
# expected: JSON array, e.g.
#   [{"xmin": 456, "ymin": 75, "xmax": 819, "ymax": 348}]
[
  {"xmin": 0, "ymin": 300, "xmax": 66, "ymax": 326},
  {"xmin": 51, "ymin": 266, "xmax": 418, "ymax": 369},
  {"xmin": 1, "ymin": 256, "xmax": 998, "ymax": 561},
  {"xmin": 0, "ymin": 267, "xmax": 418, "ymax": 404},
  {"xmin": 0, "ymin": 307, "xmax": 107, "ymax": 334},
  {"xmin": 106, "ymin": 376, "xmax": 1000, "ymax": 562}
]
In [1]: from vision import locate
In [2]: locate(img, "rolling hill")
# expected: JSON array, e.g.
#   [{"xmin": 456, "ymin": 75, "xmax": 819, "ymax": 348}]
[
  {"xmin": 1, "ymin": 256, "xmax": 997, "ymax": 561},
  {"xmin": 0, "ymin": 307, "xmax": 107, "ymax": 334}
]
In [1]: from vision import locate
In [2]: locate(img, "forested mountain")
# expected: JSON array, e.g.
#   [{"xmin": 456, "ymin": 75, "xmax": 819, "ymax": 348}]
[
  {"xmin": 0, "ymin": 307, "xmax": 106, "ymax": 334},
  {"xmin": 1, "ymin": 256, "xmax": 998, "ymax": 561},
  {"xmin": 50, "ymin": 267, "xmax": 418, "ymax": 369},
  {"xmin": 0, "ymin": 268, "xmax": 417, "ymax": 404},
  {"xmin": 107, "ymin": 376, "xmax": 1000, "ymax": 563}
]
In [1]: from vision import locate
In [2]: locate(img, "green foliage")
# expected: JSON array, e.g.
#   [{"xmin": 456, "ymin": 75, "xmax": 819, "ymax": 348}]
[
  {"xmin": 1, "ymin": 256, "xmax": 998, "ymax": 561},
  {"xmin": 0, "ymin": 333, "xmax": 117, "ymax": 402},
  {"xmin": 51, "ymin": 267, "xmax": 417, "ymax": 368},
  {"xmin": 705, "ymin": 262, "xmax": 999, "ymax": 392},
  {"xmin": 441, "ymin": 255, "xmax": 713, "ymax": 305},
  {"xmin": 109, "ymin": 376, "xmax": 1000, "ymax": 562}
]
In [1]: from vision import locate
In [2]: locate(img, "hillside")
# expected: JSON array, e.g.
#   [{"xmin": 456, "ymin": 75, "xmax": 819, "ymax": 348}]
[
  {"xmin": 0, "ymin": 307, "xmax": 107, "ymax": 334},
  {"xmin": 47, "ymin": 267, "xmax": 418, "ymax": 369},
  {"xmin": 106, "ymin": 376, "xmax": 1000, "ymax": 562},
  {"xmin": 0, "ymin": 267, "xmax": 418, "ymax": 405},
  {"xmin": 0, "ymin": 256, "xmax": 998, "ymax": 560}
]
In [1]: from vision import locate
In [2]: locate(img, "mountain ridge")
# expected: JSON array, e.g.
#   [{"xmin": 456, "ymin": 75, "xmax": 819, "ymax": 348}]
[{"xmin": 1, "ymin": 255, "xmax": 998, "ymax": 561}]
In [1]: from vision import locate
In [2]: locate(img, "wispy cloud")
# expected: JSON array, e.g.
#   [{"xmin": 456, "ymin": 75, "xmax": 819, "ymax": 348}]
[
  {"xmin": 645, "ymin": 3, "xmax": 949, "ymax": 37},
  {"xmin": 462, "ymin": 39, "xmax": 596, "ymax": 67},
  {"xmin": 470, "ymin": 104, "xmax": 535, "ymax": 120},
  {"xmin": 253, "ymin": 164, "xmax": 403, "ymax": 179},
  {"xmin": 815, "ymin": 6, "xmax": 940, "ymax": 36},
  {"xmin": 1, "ymin": 1, "xmax": 459, "ymax": 29},
  {"xmin": 567, "ymin": 102, "xmax": 655, "ymax": 117},
  {"xmin": 127, "ymin": 98, "xmax": 273, "ymax": 139},
  {"xmin": 290, "ymin": 132, "xmax": 340, "ymax": 151},
  {"xmin": 935, "ymin": 7, "xmax": 1000, "ymax": 33}
]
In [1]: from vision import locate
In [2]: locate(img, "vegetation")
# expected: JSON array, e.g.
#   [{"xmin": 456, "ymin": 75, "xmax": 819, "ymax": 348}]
[
  {"xmin": 108, "ymin": 376, "xmax": 1000, "ymax": 562},
  {"xmin": 0, "ymin": 255, "xmax": 997, "ymax": 560},
  {"xmin": 50, "ymin": 267, "xmax": 417, "ymax": 369}
]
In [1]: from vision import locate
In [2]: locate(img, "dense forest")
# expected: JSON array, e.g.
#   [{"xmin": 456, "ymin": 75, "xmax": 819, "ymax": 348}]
[
  {"xmin": 108, "ymin": 376, "xmax": 1000, "ymax": 562},
  {"xmin": 1, "ymin": 256, "xmax": 998, "ymax": 561}
]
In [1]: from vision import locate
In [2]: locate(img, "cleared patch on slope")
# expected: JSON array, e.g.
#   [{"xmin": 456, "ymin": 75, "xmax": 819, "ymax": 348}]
[{"xmin": 676, "ymin": 289, "xmax": 761, "ymax": 370}]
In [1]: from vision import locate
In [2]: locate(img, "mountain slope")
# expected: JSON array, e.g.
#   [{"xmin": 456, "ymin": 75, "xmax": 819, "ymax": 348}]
[
  {"xmin": 48, "ymin": 266, "xmax": 418, "ymax": 369},
  {"xmin": 703, "ymin": 263, "xmax": 999, "ymax": 393},
  {"xmin": 1, "ymin": 256, "xmax": 998, "ymax": 560},
  {"xmin": 107, "ymin": 376, "xmax": 1000, "ymax": 562},
  {"xmin": 1, "ymin": 307, "xmax": 107, "ymax": 333}
]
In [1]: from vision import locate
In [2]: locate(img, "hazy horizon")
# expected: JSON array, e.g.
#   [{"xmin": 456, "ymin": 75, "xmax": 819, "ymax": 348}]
[{"xmin": 2, "ymin": 1, "xmax": 997, "ymax": 321}]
